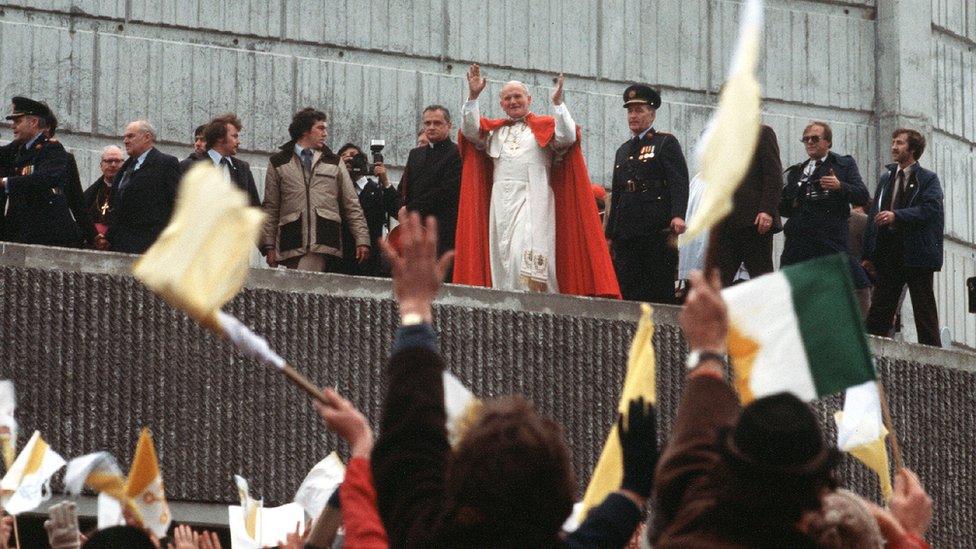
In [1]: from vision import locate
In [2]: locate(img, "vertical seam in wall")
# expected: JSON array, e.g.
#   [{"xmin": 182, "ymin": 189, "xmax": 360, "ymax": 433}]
[
  {"xmin": 124, "ymin": 0, "xmax": 131, "ymax": 23},
  {"xmin": 279, "ymin": 0, "xmax": 286, "ymax": 40},
  {"xmin": 441, "ymin": 0, "xmax": 449, "ymax": 63},
  {"xmin": 291, "ymin": 54, "xmax": 298, "ymax": 116},
  {"xmin": 91, "ymin": 31, "xmax": 100, "ymax": 136},
  {"xmin": 595, "ymin": 0, "xmax": 603, "ymax": 80}
]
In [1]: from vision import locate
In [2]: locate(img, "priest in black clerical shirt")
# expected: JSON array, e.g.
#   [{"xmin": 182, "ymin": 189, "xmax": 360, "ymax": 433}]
[{"xmin": 400, "ymin": 105, "xmax": 461, "ymax": 256}]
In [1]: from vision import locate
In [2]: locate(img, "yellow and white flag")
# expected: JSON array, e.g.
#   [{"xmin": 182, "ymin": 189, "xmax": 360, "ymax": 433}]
[
  {"xmin": 133, "ymin": 163, "xmax": 265, "ymax": 332},
  {"xmin": 579, "ymin": 303, "xmax": 656, "ymax": 517},
  {"xmin": 125, "ymin": 428, "xmax": 172, "ymax": 538},
  {"xmin": 229, "ymin": 475, "xmax": 305, "ymax": 548},
  {"xmin": 0, "ymin": 381, "xmax": 17, "ymax": 470},
  {"xmin": 293, "ymin": 453, "xmax": 345, "ymax": 520},
  {"xmin": 680, "ymin": 0, "xmax": 764, "ymax": 245},
  {"xmin": 64, "ymin": 451, "xmax": 127, "ymax": 500},
  {"xmin": 0, "ymin": 431, "xmax": 66, "ymax": 515},
  {"xmin": 835, "ymin": 381, "xmax": 893, "ymax": 500}
]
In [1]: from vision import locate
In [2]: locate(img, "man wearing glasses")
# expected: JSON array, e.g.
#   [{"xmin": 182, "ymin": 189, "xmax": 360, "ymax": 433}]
[
  {"xmin": 84, "ymin": 145, "xmax": 125, "ymax": 250},
  {"xmin": 780, "ymin": 122, "xmax": 869, "ymax": 284}
]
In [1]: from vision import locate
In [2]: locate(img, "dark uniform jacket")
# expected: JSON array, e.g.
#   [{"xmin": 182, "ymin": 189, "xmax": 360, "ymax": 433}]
[
  {"xmin": 106, "ymin": 147, "xmax": 181, "ymax": 254},
  {"xmin": 722, "ymin": 124, "xmax": 783, "ymax": 231},
  {"xmin": 2, "ymin": 133, "xmax": 82, "ymax": 247},
  {"xmin": 400, "ymin": 139, "xmax": 461, "ymax": 253},
  {"xmin": 341, "ymin": 176, "xmax": 400, "ymax": 275},
  {"xmin": 606, "ymin": 129, "xmax": 690, "ymax": 241},
  {"xmin": 863, "ymin": 163, "xmax": 944, "ymax": 271},
  {"xmin": 179, "ymin": 153, "xmax": 261, "ymax": 207},
  {"xmin": 780, "ymin": 151, "xmax": 868, "ymax": 255},
  {"xmin": 0, "ymin": 141, "xmax": 18, "ymax": 239}
]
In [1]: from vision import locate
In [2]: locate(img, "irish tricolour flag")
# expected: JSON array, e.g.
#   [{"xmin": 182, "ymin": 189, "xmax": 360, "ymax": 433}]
[{"xmin": 722, "ymin": 254, "xmax": 875, "ymax": 403}]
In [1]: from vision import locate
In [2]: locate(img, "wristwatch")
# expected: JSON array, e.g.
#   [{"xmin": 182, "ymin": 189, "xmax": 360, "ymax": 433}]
[
  {"xmin": 685, "ymin": 349, "xmax": 727, "ymax": 370},
  {"xmin": 400, "ymin": 312, "xmax": 425, "ymax": 326}
]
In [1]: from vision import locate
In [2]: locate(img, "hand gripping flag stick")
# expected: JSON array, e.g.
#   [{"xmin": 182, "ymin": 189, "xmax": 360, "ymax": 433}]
[{"xmin": 132, "ymin": 164, "xmax": 327, "ymax": 405}]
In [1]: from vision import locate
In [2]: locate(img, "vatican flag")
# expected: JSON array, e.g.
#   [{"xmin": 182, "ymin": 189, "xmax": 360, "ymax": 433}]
[
  {"xmin": 132, "ymin": 162, "xmax": 264, "ymax": 332},
  {"xmin": 125, "ymin": 428, "xmax": 172, "ymax": 538},
  {"xmin": 835, "ymin": 381, "xmax": 893, "ymax": 500},
  {"xmin": 0, "ymin": 381, "xmax": 17, "ymax": 470},
  {"xmin": 0, "ymin": 431, "xmax": 66, "ymax": 515},
  {"xmin": 579, "ymin": 303, "xmax": 656, "ymax": 518},
  {"xmin": 680, "ymin": 0, "xmax": 764, "ymax": 245}
]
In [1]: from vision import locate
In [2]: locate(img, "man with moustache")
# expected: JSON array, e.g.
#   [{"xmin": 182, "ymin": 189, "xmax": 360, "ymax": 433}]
[
  {"xmin": 180, "ymin": 113, "xmax": 261, "ymax": 207},
  {"xmin": 863, "ymin": 129, "xmax": 944, "ymax": 346},
  {"xmin": 454, "ymin": 64, "xmax": 618, "ymax": 298}
]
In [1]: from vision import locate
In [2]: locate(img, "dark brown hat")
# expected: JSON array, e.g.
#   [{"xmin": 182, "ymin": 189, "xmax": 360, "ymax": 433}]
[{"xmin": 721, "ymin": 392, "xmax": 840, "ymax": 476}]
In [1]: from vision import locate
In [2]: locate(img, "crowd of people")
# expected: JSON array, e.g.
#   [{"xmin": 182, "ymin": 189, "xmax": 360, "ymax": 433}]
[
  {"xmin": 0, "ymin": 61, "xmax": 947, "ymax": 347},
  {"xmin": 0, "ymin": 210, "xmax": 935, "ymax": 548}
]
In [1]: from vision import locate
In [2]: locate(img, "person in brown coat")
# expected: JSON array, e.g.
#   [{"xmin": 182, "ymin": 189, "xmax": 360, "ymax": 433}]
[
  {"xmin": 260, "ymin": 107, "xmax": 370, "ymax": 272},
  {"xmin": 651, "ymin": 270, "xmax": 840, "ymax": 548},
  {"xmin": 705, "ymin": 124, "xmax": 783, "ymax": 286}
]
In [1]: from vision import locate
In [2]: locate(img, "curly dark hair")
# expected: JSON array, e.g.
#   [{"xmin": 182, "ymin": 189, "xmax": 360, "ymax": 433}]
[
  {"xmin": 288, "ymin": 107, "xmax": 327, "ymax": 141},
  {"xmin": 203, "ymin": 113, "xmax": 242, "ymax": 149},
  {"xmin": 443, "ymin": 396, "xmax": 575, "ymax": 547}
]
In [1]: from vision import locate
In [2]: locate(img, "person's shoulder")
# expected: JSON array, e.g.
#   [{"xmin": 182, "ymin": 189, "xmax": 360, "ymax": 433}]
[
  {"xmin": 269, "ymin": 148, "xmax": 292, "ymax": 168},
  {"xmin": 830, "ymin": 152, "xmax": 858, "ymax": 166},
  {"xmin": 152, "ymin": 147, "xmax": 180, "ymax": 166},
  {"xmin": 653, "ymin": 130, "xmax": 681, "ymax": 146},
  {"xmin": 36, "ymin": 136, "xmax": 68, "ymax": 155},
  {"xmin": 233, "ymin": 156, "xmax": 251, "ymax": 171}
]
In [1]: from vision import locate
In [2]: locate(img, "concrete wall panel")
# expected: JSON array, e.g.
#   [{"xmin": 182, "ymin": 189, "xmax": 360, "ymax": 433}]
[
  {"xmin": 936, "ymin": 241, "xmax": 976, "ymax": 346},
  {"xmin": 929, "ymin": 133, "xmax": 975, "ymax": 243},
  {"xmin": 932, "ymin": 0, "xmax": 976, "ymax": 41}
]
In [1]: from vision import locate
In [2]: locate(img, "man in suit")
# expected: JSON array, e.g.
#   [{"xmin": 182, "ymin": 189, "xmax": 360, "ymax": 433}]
[
  {"xmin": 180, "ymin": 113, "xmax": 260, "ymax": 206},
  {"xmin": 606, "ymin": 84, "xmax": 690, "ymax": 304},
  {"xmin": 780, "ymin": 121, "xmax": 869, "ymax": 286},
  {"xmin": 705, "ymin": 124, "xmax": 783, "ymax": 287},
  {"xmin": 863, "ymin": 129, "xmax": 944, "ymax": 347},
  {"xmin": 400, "ymin": 105, "xmax": 461, "ymax": 258},
  {"xmin": 104, "ymin": 120, "xmax": 181, "ymax": 254},
  {"xmin": 0, "ymin": 96, "xmax": 81, "ymax": 247},
  {"xmin": 337, "ymin": 143, "xmax": 401, "ymax": 276},
  {"xmin": 45, "ymin": 111, "xmax": 98, "ymax": 248}
]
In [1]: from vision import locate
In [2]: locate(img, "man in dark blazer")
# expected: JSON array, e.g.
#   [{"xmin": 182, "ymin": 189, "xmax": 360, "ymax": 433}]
[
  {"xmin": 337, "ymin": 143, "xmax": 401, "ymax": 276},
  {"xmin": 705, "ymin": 124, "xmax": 783, "ymax": 286},
  {"xmin": 863, "ymin": 129, "xmax": 944, "ymax": 347},
  {"xmin": 606, "ymin": 84, "xmax": 689, "ymax": 304},
  {"xmin": 179, "ymin": 113, "xmax": 260, "ymax": 206},
  {"xmin": 0, "ymin": 96, "xmax": 81, "ymax": 247},
  {"xmin": 780, "ymin": 121, "xmax": 869, "ymax": 286},
  {"xmin": 104, "ymin": 120, "xmax": 180, "ymax": 254},
  {"xmin": 399, "ymin": 105, "xmax": 461, "ymax": 257}
]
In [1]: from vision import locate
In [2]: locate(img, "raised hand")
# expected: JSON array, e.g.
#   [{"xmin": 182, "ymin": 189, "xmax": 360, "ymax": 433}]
[
  {"xmin": 467, "ymin": 64, "xmax": 487, "ymax": 100},
  {"xmin": 551, "ymin": 73, "xmax": 565, "ymax": 106},
  {"xmin": 44, "ymin": 501, "xmax": 82, "ymax": 549},
  {"xmin": 617, "ymin": 397, "xmax": 658, "ymax": 500},
  {"xmin": 171, "ymin": 524, "xmax": 198, "ymax": 549},
  {"xmin": 379, "ymin": 210, "xmax": 454, "ymax": 322},
  {"xmin": 313, "ymin": 387, "xmax": 374, "ymax": 458}
]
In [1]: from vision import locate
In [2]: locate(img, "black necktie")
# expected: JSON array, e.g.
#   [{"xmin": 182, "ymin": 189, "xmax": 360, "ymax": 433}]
[
  {"xmin": 117, "ymin": 163, "xmax": 136, "ymax": 191},
  {"xmin": 301, "ymin": 150, "xmax": 313, "ymax": 173},
  {"xmin": 893, "ymin": 170, "xmax": 907, "ymax": 209}
]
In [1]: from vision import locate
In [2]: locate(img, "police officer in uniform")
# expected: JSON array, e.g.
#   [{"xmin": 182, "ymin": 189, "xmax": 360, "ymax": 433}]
[
  {"xmin": 606, "ymin": 84, "xmax": 689, "ymax": 303},
  {"xmin": 0, "ymin": 97, "xmax": 81, "ymax": 247}
]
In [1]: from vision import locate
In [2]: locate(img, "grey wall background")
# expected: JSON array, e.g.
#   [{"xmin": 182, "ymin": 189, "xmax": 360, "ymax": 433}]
[
  {"xmin": 0, "ymin": 0, "xmax": 973, "ymax": 349},
  {"xmin": 0, "ymin": 243, "xmax": 974, "ymax": 545}
]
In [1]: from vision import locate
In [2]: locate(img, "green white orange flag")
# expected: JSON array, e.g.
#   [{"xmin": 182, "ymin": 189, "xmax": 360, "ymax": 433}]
[
  {"xmin": 0, "ymin": 431, "xmax": 66, "ymax": 515},
  {"xmin": 835, "ymin": 381, "xmax": 893, "ymax": 500},
  {"xmin": 723, "ymin": 254, "xmax": 875, "ymax": 403},
  {"xmin": 580, "ymin": 303, "xmax": 656, "ymax": 517},
  {"xmin": 680, "ymin": 0, "xmax": 763, "ymax": 245}
]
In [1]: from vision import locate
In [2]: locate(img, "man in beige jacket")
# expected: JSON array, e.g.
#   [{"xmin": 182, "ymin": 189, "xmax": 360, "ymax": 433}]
[{"xmin": 261, "ymin": 107, "xmax": 370, "ymax": 272}]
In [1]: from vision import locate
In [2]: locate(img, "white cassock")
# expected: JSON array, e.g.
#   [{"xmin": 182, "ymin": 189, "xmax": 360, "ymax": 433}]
[{"xmin": 460, "ymin": 99, "xmax": 577, "ymax": 292}]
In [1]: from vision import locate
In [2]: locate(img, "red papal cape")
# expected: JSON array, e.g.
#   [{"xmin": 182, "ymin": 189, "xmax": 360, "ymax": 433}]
[{"xmin": 452, "ymin": 114, "xmax": 621, "ymax": 299}]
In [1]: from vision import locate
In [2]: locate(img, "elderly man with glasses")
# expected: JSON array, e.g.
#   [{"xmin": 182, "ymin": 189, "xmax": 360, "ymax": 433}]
[{"xmin": 780, "ymin": 121, "xmax": 869, "ymax": 285}]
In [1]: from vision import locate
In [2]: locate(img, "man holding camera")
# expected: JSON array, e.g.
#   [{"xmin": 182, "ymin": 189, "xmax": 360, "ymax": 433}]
[
  {"xmin": 780, "ymin": 122, "xmax": 869, "ymax": 281},
  {"xmin": 337, "ymin": 142, "xmax": 400, "ymax": 276}
]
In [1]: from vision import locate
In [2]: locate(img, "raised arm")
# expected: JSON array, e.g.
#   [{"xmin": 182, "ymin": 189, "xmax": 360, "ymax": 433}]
[
  {"xmin": 550, "ymin": 73, "xmax": 578, "ymax": 150},
  {"xmin": 461, "ymin": 64, "xmax": 488, "ymax": 148}
]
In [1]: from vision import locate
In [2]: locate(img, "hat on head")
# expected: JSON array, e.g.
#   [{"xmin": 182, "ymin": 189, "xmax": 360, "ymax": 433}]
[
  {"xmin": 6, "ymin": 96, "xmax": 53, "ymax": 121},
  {"xmin": 721, "ymin": 392, "xmax": 839, "ymax": 476},
  {"xmin": 623, "ymin": 84, "xmax": 661, "ymax": 109}
]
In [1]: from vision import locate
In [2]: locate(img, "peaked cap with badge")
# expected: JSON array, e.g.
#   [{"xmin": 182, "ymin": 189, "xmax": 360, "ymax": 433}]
[{"xmin": 622, "ymin": 84, "xmax": 662, "ymax": 109}]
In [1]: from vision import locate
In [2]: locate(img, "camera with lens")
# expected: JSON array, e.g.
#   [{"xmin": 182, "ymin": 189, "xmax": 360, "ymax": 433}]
[{"xmin": 348, "ymin": 140, "xmax": 386, "ymax": 178}]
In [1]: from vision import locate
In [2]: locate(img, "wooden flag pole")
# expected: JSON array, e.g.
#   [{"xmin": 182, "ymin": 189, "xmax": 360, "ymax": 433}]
[
  {"xmin": 281, "ymin": 364, "xmax": 329, "ymax": 405},
  {"xmin": 12, "ymin": 514, "xmax": 20, "ymax": 549},
  {"xmin": 876, "ymin": 380, "xmax": 904, "ymax": 471}
]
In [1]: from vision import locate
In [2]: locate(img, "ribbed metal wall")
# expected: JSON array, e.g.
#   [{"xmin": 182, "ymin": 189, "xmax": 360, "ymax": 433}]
[{"xmin": 0, "ymin": 243, "xmax": 974, "ymax": 545}]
